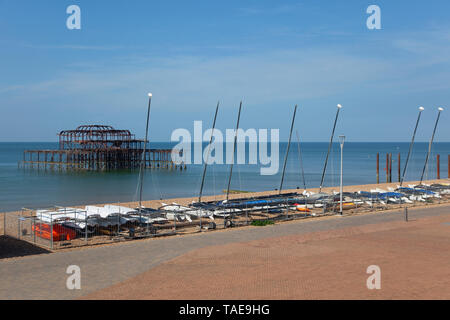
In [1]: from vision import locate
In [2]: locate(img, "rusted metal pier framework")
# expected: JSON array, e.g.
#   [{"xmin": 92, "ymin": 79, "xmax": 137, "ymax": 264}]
[{"xmin": 21, "ymin": 125, "xmax": 184, "ymax": 171}]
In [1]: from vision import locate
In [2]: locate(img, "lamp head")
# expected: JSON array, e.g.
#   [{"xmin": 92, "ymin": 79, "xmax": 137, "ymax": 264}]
[
  {"xmin": 148, "ymin": 93, "xmax": 152, "ymax": 97},
  {"xmin": 438, "ymin": 107, "xmax": 444, "ymax": 111},
  {"xmin": 337, "ymin": 104, "xmax": 342, "ymax": 109},
  {"xmin": 419, "ymin": 106, "xmax": 424, "ymax": 111}
]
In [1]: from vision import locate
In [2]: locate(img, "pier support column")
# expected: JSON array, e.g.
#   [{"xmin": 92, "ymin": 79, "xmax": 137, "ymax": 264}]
[
  {"xmin": 386, "ymin": 153, "xmax": 389, "ymax": 183},
  {"xmin": 376, "ymin": 153, "xmax": 379, "ymax": 184},
  {"xmin": 437, "ymin": 154, "xmax": 440, "ymax": 179},
  {"xmin": 389, "ymin": 153, "xmax": 393, "ymax": 183}
]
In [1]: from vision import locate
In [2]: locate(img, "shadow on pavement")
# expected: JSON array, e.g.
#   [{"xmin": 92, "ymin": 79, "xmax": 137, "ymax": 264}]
[{"xmin": 0, "ymin": 235, "xmax": 50, "ymax": 259}]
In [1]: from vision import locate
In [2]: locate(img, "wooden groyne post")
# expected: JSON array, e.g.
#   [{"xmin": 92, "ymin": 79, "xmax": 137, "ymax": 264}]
[
  {"xmin": 385, "ymin": 153, "xmax": 388, "ymax": 183},
  {"xmin": 389, "ymin": 153, "xmax": 392, "ymax": 183},
  {"xmin": 376, "ymin": 153, "xmax": 379, "ymax": 184},
  {"xmin": 386, "ymin": 153, "xmax": 392, "ymax": 183},
  {"xmin": 437, "ymin": 154, "xmax": 440, "ymax": 179}
]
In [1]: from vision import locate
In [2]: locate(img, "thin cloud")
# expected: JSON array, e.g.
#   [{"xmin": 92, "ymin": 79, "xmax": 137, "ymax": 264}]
[
  {"xmin": 21, "ymin": 43, "xmax": 126, "ymax": 51},
  {"xmin": 2, "ymin": 27, "xmax": 450, "ymax": 141},
  {"xmin": 237, "ymin": 3, "xmax": 303, "ymax": 16},
  {"xmin": 2, "ymin": 49, "xmax": 390, "ymax": 106}
]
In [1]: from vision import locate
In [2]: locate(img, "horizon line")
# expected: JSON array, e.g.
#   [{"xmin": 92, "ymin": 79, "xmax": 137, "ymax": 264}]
[{"xmin": 1, "ymin": 141, "xmax": 449, "ymax": 144}]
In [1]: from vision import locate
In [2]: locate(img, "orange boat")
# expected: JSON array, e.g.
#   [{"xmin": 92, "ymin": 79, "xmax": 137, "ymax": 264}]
[
  {"xmin": 342, "ymin": 202, "xmax": 356, "ymax": 210},
  {"xmin": 294, "ymin": 204, "xmax": 311, "ymax": 212},
  {"xmin": 32, "ymin": 223, "xmax": 76, "ymax": 241}
]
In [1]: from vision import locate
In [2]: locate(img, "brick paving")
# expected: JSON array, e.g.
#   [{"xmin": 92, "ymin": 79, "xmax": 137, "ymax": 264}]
[{"xmin": 84, "ymin": 212, "xmax": 450, "ymax": 300}]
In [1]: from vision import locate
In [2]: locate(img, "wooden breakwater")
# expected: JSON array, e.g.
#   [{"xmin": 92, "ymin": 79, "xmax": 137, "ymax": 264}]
[{"xmin": 375, "ymin": 152, "xmax": 448, "ymax": 183}]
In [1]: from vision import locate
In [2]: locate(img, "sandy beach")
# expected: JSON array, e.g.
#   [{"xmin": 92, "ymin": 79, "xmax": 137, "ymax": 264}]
[{"xmin": 1, "ymin": 178, "xmax": 449, "ymax": 251}]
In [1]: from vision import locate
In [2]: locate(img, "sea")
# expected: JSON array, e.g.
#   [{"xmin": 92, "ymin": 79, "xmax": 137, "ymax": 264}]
[{"xmin": 0, "ymin": 142, "xmax": 449, "ymax": 212}]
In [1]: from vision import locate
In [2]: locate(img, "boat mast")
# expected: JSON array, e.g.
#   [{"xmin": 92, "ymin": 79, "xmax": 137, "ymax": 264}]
[
  {"xmin": 419, "ymin": 107, "xmax": 444, "ymax": 184},
  {"xmin": 296, "ymin": 129, "xmax": 307, "ymax": 191},
  {"xmin": 319, "ymin": 104, "xmax": 342, "ymax": 192},
  {"xmin": 226, "ymin": 101, "xmax": 242, "ymax": 201},
  {"xmin": 400, "ymin": 106, "xmax": 424, "ymax": 186},
  {"xmin": 279, "ymin": 105, "xmax": 297, "ymax": 194},
  {"xmin": 138, "ymin": 93, "xmax": 152, "ymax": 222},
  {"xmin": 198, "ymin": 101, "xmax": 220, "ymax": 202}
]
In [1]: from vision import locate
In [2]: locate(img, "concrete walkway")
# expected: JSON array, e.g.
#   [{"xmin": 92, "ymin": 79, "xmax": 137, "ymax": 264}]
[{"xmin": 0, "ymin": 205, "xmax": 448, "ymax": 299}]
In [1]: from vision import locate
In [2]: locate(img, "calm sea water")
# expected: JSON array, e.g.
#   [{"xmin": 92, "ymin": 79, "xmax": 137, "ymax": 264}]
[{"xmin": 0, "ymin": 142, "xmax": 448, "ymax": 212}]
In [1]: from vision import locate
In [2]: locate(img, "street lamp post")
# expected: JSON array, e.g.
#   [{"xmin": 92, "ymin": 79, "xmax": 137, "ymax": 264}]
[
  {"xmin": 139, "ymin": 92, "xmax": 152, "ymax": 234},
  {"xmin": 339, "ymin": 135, "xmax": 346, "ymax": 215}
]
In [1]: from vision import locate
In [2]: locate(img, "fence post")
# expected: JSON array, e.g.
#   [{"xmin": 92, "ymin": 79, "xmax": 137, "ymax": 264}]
[
  {"xmin": 3, "ymin": 212, "xmax": 5, "ymax": 236},
  {"xmin": 39, "ymin": 212, "xmax": 42, "ymax": 239},
  {"xmin": 246, "ymin": 204, "xmax": 249, "ymax": 225},
  {"xmin": 404, "ymin": 207, "xmax": 408, "ymax": 222},
  {"xmin": 50, "ymin": 215, "xmax": 53, "ymax": 250},
  {"xmin": 285, "ymin": 198, "xmax": 289, "ymax": 219},
  {"xmin": 117, "ymin": 213, "xmax": 120, "ymax": 236},
  {"xmin": 33, "ymin": 217, "xmax": 36, "ymax": 243},
  {"xmin": 85, "ymin": 215, "xmax": 88, "ymax": 244}
]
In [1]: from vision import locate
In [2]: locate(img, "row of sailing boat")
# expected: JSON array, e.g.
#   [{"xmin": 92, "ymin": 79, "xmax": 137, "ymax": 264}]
[
  {"xmin": 34, "ymin": 98, "xmax": 448, "ymax": 237},
  {"xmin": 34, "ymin": 181, "xmax": 450, "ymax": 235}
]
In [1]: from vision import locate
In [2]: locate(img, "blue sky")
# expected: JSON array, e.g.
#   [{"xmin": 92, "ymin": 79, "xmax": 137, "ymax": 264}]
[{"xmin": 0, "ymin": 0, "xmax": 449, "ymax": 142}]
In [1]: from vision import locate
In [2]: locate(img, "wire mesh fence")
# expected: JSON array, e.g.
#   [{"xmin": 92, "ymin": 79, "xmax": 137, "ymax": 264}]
[
  {"xmin": 2, "ymin": 187, "xmax": 449, "ymax": 250},
  {"xmin": 1, "ymin": 212, "xmax": 5, "ymax": 236}
]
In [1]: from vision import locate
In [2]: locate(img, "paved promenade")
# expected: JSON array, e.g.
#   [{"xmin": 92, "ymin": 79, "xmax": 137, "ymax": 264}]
[{"xmin": 1, "ymin": 205, "xmax": 449, "ymax": 299}]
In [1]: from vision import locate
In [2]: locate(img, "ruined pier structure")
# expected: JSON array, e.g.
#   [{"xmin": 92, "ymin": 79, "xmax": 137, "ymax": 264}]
[{"xmin": 21, "ymin": 125, "xmax": 185, "ymax": 171}]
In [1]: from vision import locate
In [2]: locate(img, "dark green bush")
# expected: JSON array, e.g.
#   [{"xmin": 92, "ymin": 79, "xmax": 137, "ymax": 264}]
[{"xmin": 251, "ymin": 220, "xmax": 274, "ymax": 226}]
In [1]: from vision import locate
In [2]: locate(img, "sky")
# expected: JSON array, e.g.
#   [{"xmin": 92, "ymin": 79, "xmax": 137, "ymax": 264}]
[{"xmin": 0, "ymin": 0, "xmax": 449, "ymax": 142}]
